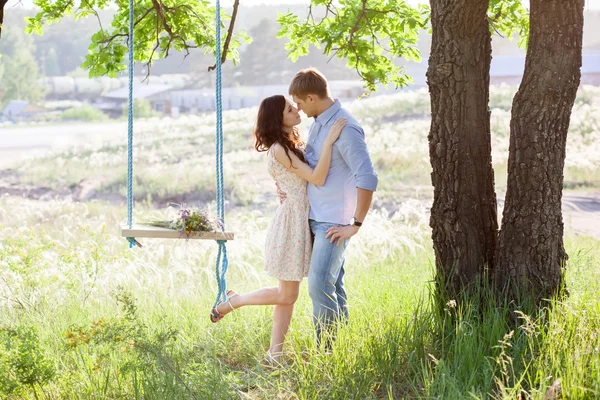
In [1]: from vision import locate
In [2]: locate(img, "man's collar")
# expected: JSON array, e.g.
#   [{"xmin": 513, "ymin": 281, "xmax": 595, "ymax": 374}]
[{"xmin": 315, "ymin": 99, "xmax": 341, "ymax": 125}]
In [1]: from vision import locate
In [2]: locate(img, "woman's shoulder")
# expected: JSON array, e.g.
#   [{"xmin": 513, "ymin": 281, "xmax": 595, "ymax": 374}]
[
  {"xmin": 271, "ymin": 142, "xmax": 297, "ymax": 169},
  {"xmin": 271, "ymin": 142, "xmax": 284, "ymax": 152},
  {"xmin": 267, "ymin": 143, "xmax": 283, "ymax": 163},
  {"xmin": 271, "ymin": 142, "xmax": 287, "ymax": 159}
]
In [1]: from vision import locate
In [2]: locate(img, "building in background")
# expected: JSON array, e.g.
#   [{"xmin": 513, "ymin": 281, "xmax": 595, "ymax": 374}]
[
  {"xmin": 1, "ymin": 100, "xmax": 53, "ymax": 122},
  {"xmin": 98, "ymin": 84, "xmax": 173, "ymax": 118}
]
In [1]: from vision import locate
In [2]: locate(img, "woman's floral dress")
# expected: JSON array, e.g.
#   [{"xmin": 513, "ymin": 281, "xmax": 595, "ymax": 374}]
[{"xmin": 264, "ymin": 148, "xmax": 312, "ymax": 281}]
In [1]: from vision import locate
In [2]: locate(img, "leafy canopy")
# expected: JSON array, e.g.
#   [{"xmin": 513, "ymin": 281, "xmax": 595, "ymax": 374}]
[
  {"xmin": 278, "ymin": 0, "xmax": 429, "ymax": 91},
  {"xmin": 24, "ymin": 0, "xmax": 529, "ymax": 89},
  {"xmin": 26, "ymin": 0, "xmax": 250, "ymax": 78}
]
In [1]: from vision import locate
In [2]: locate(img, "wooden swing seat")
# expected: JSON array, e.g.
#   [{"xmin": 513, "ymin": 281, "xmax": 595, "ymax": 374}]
[{"xmin": 120, "ymin": 224, "xmax": 234, "ymax": 240}]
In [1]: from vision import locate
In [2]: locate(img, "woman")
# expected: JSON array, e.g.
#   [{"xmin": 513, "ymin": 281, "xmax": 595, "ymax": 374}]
[{"xmin": 210, "ymin": 94, "xmax": 346, "ymax": 365}]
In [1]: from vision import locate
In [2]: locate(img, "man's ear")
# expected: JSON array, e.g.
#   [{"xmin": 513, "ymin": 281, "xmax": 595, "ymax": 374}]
[{"xmin": 306, "ymin": 94, "xmax": 316, "ymax": 103}]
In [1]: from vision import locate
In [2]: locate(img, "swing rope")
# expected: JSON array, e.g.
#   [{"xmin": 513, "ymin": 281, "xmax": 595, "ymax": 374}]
[
  {"xmin": 125, "ymin": 0, "xmax": 136, "ymax": 248},
  {"xmin": 124, "ymin": 0, "xmax": 229, "ymax": 305},
  {"xmin": 213, "ymin": 0, "xmax": 229, "ymax": 307}
]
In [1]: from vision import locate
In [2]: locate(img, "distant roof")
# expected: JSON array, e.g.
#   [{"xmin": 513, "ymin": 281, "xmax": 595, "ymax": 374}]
[
  {"xmin": 491, "ymin": 54, "xmax": 600, "ymax": 77},
  {"xmin": 103, "ymin": 84, "xmax": 172, "ymax": 99},
  {"xmin": 2, "ymin": 100, "xmax": 29, "ymax": 116}
]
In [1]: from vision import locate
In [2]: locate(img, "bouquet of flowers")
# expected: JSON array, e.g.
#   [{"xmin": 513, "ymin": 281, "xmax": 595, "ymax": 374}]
[{"xmin": 141, "ymin": 205, "xmax": 221, "ymax": 236}]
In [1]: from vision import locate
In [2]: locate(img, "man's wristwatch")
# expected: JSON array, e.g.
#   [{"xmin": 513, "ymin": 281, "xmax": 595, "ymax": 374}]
[{"xmin": 350, "ymin": 217, "xmax": 362, "ymax": 227}]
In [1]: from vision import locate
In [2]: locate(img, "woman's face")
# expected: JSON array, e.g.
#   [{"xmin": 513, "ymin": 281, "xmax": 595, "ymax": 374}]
[{"xmin": 282, "ymin": 99, "xmax": 301, "ymax": 129}]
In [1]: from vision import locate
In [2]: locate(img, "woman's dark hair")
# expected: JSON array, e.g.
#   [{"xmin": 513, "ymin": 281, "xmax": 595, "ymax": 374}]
[{"xmin": 254, "ymin": 95, "xmax": 305, "ymax": 166}]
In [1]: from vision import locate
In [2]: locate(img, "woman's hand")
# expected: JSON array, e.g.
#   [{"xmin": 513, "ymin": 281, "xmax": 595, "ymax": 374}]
[
  {"xmin": 324, "ymin": 118, "xmax": 347, "ymax": 146},
  {"xmin": 276, "ymin": 182, "xmax": 287, "ymax": 204}
]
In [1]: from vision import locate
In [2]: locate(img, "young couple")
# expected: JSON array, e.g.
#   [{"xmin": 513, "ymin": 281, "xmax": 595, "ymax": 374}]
[{"xmin": 210, "ymin": 68, "xmax": 378, "ymax": 365}]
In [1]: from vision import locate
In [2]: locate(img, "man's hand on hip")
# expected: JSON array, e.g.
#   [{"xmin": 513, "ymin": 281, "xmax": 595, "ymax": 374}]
[{"xmin": 326, "ymin": 225, "xmax": 360, "ymax": 247}]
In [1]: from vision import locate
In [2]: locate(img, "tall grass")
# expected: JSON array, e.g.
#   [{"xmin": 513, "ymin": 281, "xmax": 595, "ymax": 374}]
[{"xmin": 1, "ymin": 196, "xmax": 599, "ymax": 399}]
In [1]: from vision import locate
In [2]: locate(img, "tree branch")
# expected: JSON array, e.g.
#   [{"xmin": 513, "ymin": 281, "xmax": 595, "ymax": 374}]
[
  {"xmin": 364, "ymin": 7, "xmax": 397, "ymax": 15},
  {"xmin": 166, "ymin": 4, "xmax": 211, "ymax": 32},
  {"xmin": 324, "ymin": 0, "xmax": 338, "ymax": 18},
  {"xmin": 365, "ymin": 14, "xmax": 390, "ymax": 53},
  {"xmin": 348, "ymin": 0, "xmax": 367, "ymax": 50},
  {"xmin": 142, "ymin": 12, "xmax": 162, "ymax": 81},
  {"xmin": 98, "ymin": 32, "xmax": 128, "ymax": 44},
  {"xmin": 151, "ymin": 0, "xmax": 175, "ymax": 38},
  {"xmin": 98, "ymin": 7, "xmax": 153, "ymax": 44},
  {"xmin": 80, "ymin": 0, "xmax": 105, "ymax": 34},
  {"xmin": 307, "ymin": 4, "xmax": 314, "ymax": 23},
  {"xmin": 208, "ymin": 0, "xmax": 240, "ymax": 72},
  {"xmin": 0, "ymin": 0, "xmax": 9, "ymax": 39}
]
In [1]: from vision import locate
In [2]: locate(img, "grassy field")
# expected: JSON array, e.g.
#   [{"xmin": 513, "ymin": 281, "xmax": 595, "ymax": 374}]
[
  {"xmin": 1, "ymin": 86, "xmax": 600, "ymax": 399},
  {"xmin": 0, "ymin": 197, "xmax": 599, "ymax": 399},
  {"xmin": 5, "ymin": 85, "xmax": 600, "ymax": 209}
]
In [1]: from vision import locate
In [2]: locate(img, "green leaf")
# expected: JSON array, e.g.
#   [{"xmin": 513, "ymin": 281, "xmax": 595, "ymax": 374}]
[
  {"xmin": 488, "ymin": 0, "xmax": 529, "ymax": 48},
  {"xmin": 277, "ymin": 0, "xmax": 428, "ymax": 91}
]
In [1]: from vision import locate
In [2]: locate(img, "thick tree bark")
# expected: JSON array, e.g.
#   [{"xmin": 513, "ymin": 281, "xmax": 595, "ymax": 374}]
[
  {"xmin": 494, "ymin": 0, "xmax": 584, "ymax": 300},
  {"xmin": 427, "ymin": 0, "xmax": 498, "ymax": 298}
]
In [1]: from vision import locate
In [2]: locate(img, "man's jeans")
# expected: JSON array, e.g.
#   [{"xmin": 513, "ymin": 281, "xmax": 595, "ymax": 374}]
[{"xmin": 308, "ymin": 220, "xmax": 350, "ymax": 345}]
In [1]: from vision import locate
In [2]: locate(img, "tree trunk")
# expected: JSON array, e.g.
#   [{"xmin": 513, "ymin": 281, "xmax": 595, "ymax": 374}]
[
  {"xmin": 494, "ymin": 0, "xmax": 584, "ymax": 300},
  {"xmin": 426, "ymin": 0, "xmax": 498, "ymax": 298}
]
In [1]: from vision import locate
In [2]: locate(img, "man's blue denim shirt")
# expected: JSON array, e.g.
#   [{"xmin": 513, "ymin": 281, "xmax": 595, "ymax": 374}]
[{"xmin": 305, "ymin": 100, "xmax": 378, "ymax": 224}]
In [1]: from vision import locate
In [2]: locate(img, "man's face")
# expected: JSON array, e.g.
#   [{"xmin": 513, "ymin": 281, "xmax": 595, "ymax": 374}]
[{"xmin": 292, "ymin": 94, "xmax": 316, "ymax": 118}]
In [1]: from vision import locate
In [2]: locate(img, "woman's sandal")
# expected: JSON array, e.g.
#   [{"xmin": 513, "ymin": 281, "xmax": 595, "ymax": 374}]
[
  {"xmin": 262, "ymin": 350, "xmax": 283, "ymax": 369},
  {"xmin": 210, "ymin": 290, "xmax": 238, "ymax": 323}
]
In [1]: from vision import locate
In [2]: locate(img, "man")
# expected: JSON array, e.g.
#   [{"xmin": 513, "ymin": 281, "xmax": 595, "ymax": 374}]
[{"xmin": 289, "ymin": 68, "xmax": 378, "ymax": 346}]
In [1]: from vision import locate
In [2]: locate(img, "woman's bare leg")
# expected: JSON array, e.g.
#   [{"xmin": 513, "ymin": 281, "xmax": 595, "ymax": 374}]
[
  {"xmin": 216, "ymin": 280, "xmax": 300, "ymax": 314},
  {"xmin": 216, "ymin": 280, "xmax": 300, "ymax": 363},
  {"xmin": 269, "ymin": 302, "xmax": 295, "ymax": 363}
]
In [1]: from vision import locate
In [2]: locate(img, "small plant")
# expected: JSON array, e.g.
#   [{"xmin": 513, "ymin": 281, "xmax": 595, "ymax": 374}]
[
  {"xmin": 62, "ymin": 286, "xmax": 194, "ymax": 399},
  {"xmin": 0, "ymin": 326, "xmax": 56, "ymax": 399}
]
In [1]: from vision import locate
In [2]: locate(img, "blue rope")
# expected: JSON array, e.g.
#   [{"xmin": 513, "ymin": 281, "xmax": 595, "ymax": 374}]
[
  {"xmin": 213, "ymin": 0, "xmax": 228, "ymax": 307},
  {"xmin": 126, "ymin": 0, "xmax": 135, "ymax": 248},
  {"xmin": 215, "ymin": 0, "xmax": 224, "ymax": 224},
  {"xmin": 124, "ymin": 0, "xmax": 229, "ymax": 307}
]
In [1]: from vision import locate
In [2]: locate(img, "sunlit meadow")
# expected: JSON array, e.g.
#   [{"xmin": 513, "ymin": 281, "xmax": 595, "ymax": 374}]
[{"xmin": 1, "ymin": 86, "xmax": 599, "ymax": 399}]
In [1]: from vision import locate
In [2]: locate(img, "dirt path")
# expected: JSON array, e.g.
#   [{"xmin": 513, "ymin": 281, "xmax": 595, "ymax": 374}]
[
  {"xmin": 561, "ymin": 192, "xmax": 600, "ymax": 237},
  {"xmin": 493, "ymin": 192, "xmax": 600, "ymax": 238},
  {"xmin": 0, "ymin": 121, "xmax": 126, "ymax": 168}
]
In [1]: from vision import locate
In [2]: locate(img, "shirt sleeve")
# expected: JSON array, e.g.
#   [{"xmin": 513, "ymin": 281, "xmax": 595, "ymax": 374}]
[{"xmin": 337, "ymin": 124, "xmax": 378, "ymax": 191}]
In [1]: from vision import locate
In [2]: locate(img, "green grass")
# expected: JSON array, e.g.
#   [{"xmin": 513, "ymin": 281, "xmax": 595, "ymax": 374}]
[
  {"xmin": 0, "ymin": 196, "xmax": 599, "ymax": 399},
  {"xmin": 1, "ymin": 85, "xmax": 600, "ymax": 398}
]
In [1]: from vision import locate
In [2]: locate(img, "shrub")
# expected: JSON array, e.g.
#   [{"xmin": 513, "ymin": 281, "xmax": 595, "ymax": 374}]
[
  {"xmin": 60, "ymin": 104, "xmax": 108, "ymax": 122},
  {"xmin": 122, "ymin": 99, "xmax": 156, "ymax": 118}
]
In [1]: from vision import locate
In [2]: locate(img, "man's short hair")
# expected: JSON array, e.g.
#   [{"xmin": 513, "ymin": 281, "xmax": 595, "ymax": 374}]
[{"xmin": 289, "ymin": 68, "xmax": 330, "ymax": 99}]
